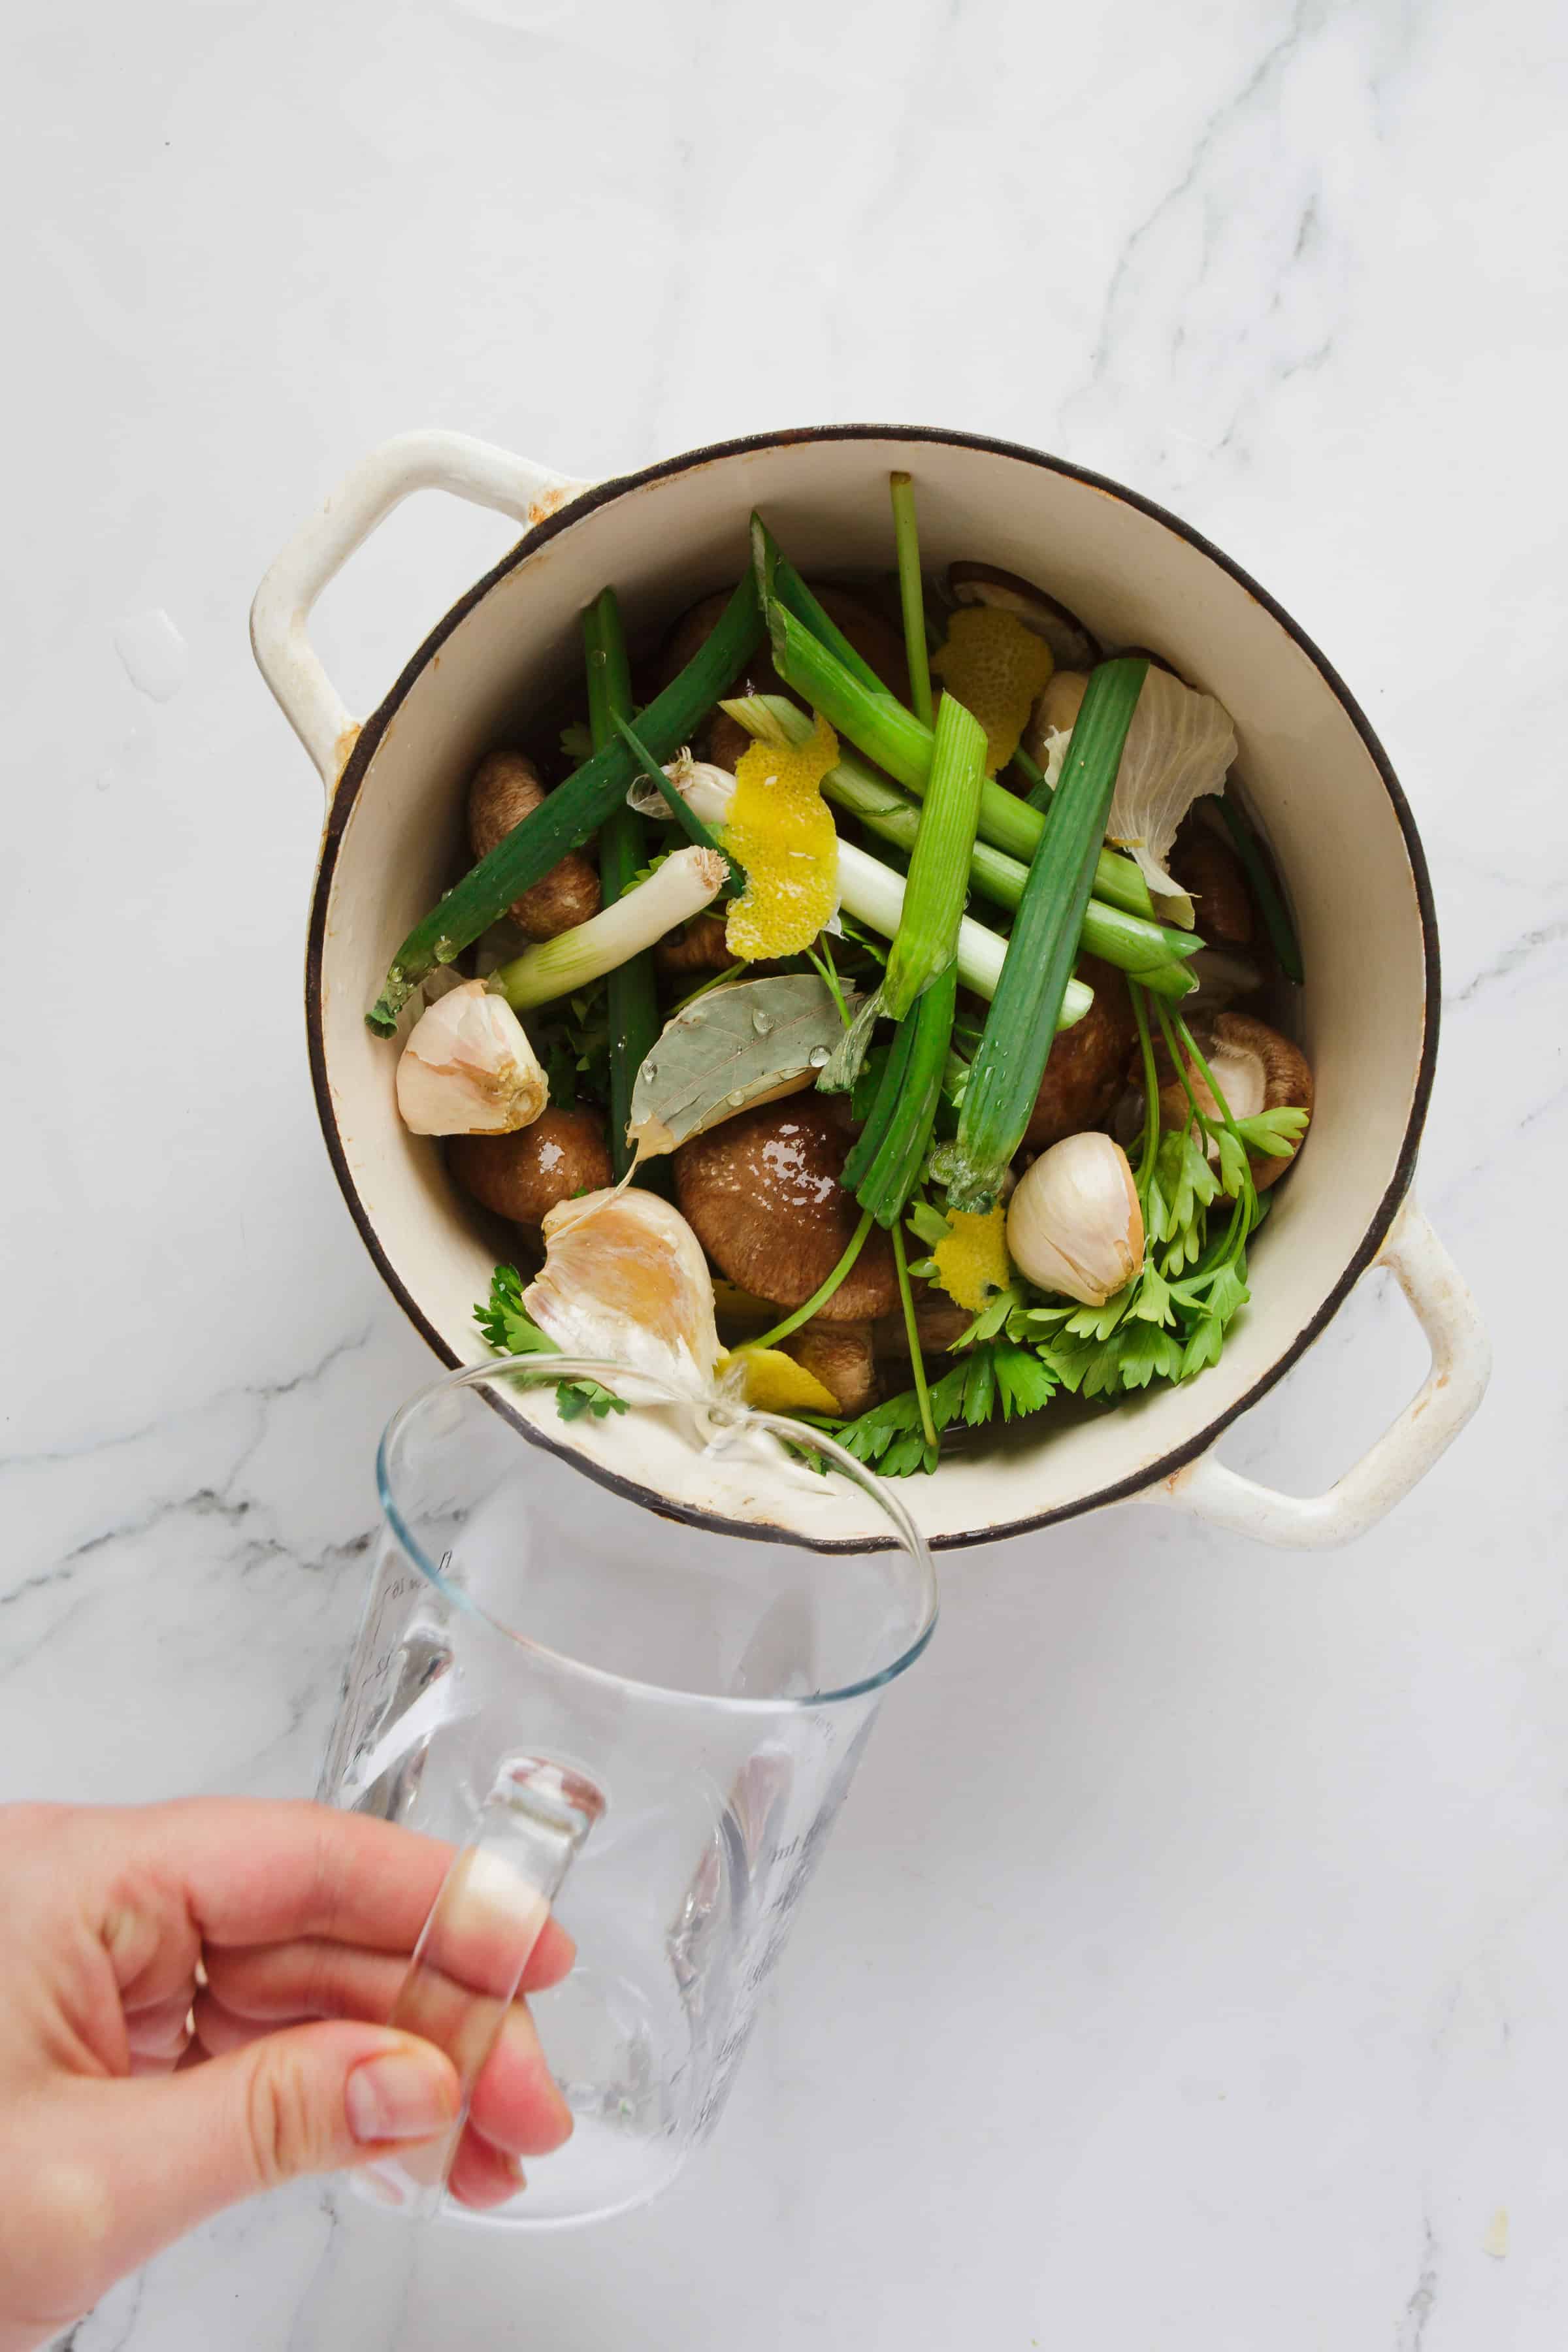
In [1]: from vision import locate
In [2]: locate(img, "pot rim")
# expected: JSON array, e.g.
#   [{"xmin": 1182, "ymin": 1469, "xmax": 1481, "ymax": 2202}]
[{"xmin": 304, "ymin": 421, "xmax": 1441, "ymax": 1552}]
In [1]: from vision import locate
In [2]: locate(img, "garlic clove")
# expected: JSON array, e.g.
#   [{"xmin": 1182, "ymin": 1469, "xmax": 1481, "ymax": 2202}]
[
  {"xmin": 525, "ymin": 1188, "xmax": 721, "ymax": 1394},
  {"xmin": 1005, "ymin": 1132, "xmax": 1143, "ymax": 1307},
  {"xmin": 395, "ymin": 977, "xmax": 548, "ymax": 1136}
]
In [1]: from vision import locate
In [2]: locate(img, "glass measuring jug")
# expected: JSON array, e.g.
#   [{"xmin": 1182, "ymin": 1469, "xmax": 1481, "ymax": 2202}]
[{"xmin": 318, "ymin": 1354, "xmax": 937, "ymax": 2228}]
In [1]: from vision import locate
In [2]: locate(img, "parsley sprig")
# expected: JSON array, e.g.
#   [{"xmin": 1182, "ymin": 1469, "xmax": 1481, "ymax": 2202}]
[
  {"xmin": 823, "ymin": 1337, "xmax": 1057, "ymax": 1478},
  {"xmin": 475, "ymin": 1266, "xmax": 627, "ymax": 1422}
]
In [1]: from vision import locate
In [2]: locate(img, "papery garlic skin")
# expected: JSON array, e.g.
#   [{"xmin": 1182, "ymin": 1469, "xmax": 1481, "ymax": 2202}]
[
  {"xmin": 525, "ymin": 1188, "xmax": 721, "ymax": 1393},
  {"xmin": 395, "ymin": 978, "xmax": 548, "ymax": 1136},
  {"xmin": 1006, "ymin": 1132, "xmax": 1144, "ymax": 1306}
]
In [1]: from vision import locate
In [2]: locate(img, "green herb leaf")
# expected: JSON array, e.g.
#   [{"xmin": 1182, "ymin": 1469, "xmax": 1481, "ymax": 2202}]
[
  {"xmin": 1215, "ymin": 1126, "xmax": 1249, "ymax": 1198},
  {"xmin": 627, "ymin": 974, "xmax": 853, "ymax": 1162},
  {"xmin": 906, "ymin": 1198, "xmax": 953, "ymax": 1250},
  {"xmin": 1234, "ymin": 1106, "xmax": 1311, "ymax": 1159},
  {"xmin": 991, "ymin": 1341, "xmax": 1058, "ymax": 1418},
  {"xmin": 474, "ymin": 1266, "xmax": 627, "ymax": 1420}
]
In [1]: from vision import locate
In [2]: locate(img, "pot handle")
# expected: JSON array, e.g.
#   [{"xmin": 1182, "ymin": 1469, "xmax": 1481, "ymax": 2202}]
[
  {"xmin": 1154, "ymin": 1196, "xmax": 1490, "ymax": 1549},
  {"xmin": 250, "ymin": 430, "xmax": 593, "ymax": 789}
]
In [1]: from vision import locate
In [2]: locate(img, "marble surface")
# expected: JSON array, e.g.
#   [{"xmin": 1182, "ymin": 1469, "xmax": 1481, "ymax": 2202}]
[{"xmin": 5, "ymin": 0, "xmax": 1564, "ymax": 2343}]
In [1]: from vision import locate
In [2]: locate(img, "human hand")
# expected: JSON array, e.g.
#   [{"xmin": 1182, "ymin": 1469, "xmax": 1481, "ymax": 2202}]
[{"xmin": 0, "ymin": 1798, "xmax": 575, "ymax": 2352}]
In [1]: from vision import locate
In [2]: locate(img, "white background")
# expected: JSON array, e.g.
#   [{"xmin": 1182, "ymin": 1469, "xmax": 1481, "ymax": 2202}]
[{"xmin": 4, "ymin": 0, "xmax": 1565, "ymax": 2344}]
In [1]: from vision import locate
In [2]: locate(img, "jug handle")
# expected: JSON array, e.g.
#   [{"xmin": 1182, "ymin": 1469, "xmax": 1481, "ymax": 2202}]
[
  {"xmin": 249, "ymin": 431, "xmax": 594, "ymax": 790},
  {"xmin": 357, "ymin": 1754, "xmax": 603, "ymax": 2218},
  {"xmin": 1154, "ymin": 1196, "xmax": 1490, "ymax": 1549}
]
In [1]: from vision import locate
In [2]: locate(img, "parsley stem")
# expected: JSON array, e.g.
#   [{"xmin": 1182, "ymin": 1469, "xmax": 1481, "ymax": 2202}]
[
  {"xmin": 668, "ymin": 960, "xmax": 745, "ymax": 1015},
  {"xmin": 613, "ymin": 713, "xmax": 743, "ymax": 895},
  {"xmin": 1154, "ymin": 1000, "xmax": 1263, "ymax": 1256},
  {"xmin": 1129, "ymin": 980, "xmax": 1160, "ymax": 1202},
  {"xmin": 805, "ymin": 939, "xmax": 851, "ymax": 1028},
  {"xmin": 892, "ymin": 1218, "xmax": 938, "ymax": 1454},
  {"xmin": 751, "ymin": 1211, "xmax": 875, "ymax": 1350}
]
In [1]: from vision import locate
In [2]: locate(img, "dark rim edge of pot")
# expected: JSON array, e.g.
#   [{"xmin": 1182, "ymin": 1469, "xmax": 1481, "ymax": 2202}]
[{"xmin": 302, "ymin": 422, "xmax": 1441, "ymax": 1554}]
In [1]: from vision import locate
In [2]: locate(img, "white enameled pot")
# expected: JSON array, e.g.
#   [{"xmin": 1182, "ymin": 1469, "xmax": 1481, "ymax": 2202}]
[{"xmin": 253, "ymin": 426, "xmax": 1488, "ymax": 1550}]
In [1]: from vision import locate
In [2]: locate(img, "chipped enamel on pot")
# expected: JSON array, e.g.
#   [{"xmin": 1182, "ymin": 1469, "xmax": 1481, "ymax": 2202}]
[{"xmin": 253, "ymin": 427, "xmax": 1490, "ymax": 1551}]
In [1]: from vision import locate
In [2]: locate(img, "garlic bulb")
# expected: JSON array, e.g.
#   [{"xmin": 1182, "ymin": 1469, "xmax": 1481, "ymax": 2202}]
[
  {"xmin": 1006, "ymin": 1132, "xmax": 1143, "ymax": 1306},
  {"xmin": 395, "ymin": 978, "xmax": 547, "ymax": 1136},
  {"xmin": 525, "ymin": 1188, "xmax": 721, "ymax": 1393}
]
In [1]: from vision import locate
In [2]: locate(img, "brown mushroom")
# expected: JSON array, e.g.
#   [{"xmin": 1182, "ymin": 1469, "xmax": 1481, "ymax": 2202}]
[
  {"xmin": 468, "ymin": 751, "xmax": 600, "ymax": 939},
  {"xmin": 947, "ymin": 563, "xmax": 1100, "ymax": 671},
  {"xmin": 448, "ymin": 1107, "xmax": 613, "ymax": 1226},
  {"xmin": 1156, "ymin": 1012, "xmax": 1312, "ymax": 1191},
  {"xmin": 1023, "ymin": 956, "xmax": 1140, "ymax": 1151},
  {"xmin": 783, "ymin": 1320, "xmax": 879, "ymax": 1415},
  {"xmin": 703, "ymin": 709, "xmax": 753, "ymax": 772},
  {"xmin": 1168, "ymin": 816, "xmax": 1256, "ymax": 953},
  {"xmin": 673, "ymin": 1099, "xmax": 899, "ymax": 1322},
  {"xmin": 654, "ymin": 912, "xmax": 734, "ymax": 975}
]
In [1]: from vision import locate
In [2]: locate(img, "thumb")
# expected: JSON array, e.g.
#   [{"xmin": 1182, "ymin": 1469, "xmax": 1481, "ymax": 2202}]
[{"xmin": 72, "ymin": 2025, "xmax": 459, "ymax": 2279}]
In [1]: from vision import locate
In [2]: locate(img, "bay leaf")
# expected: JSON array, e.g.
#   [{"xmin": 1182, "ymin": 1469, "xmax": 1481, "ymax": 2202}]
[{"xmin": 628, "ymin": 974, "xmax": 858, "ymax": 1162}]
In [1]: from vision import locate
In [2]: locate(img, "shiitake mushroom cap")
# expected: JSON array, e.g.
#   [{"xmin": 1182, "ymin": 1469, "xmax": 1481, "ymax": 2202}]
[{"xmin": 673, "ymin": 1099, "xmax": 899, "ymax": 1322}]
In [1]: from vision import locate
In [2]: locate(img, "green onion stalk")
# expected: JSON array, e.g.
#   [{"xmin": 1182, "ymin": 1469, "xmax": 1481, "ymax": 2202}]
[
  {"xmin": 939, "ymin": 657, "xmax": 1151, "ymax": 1214},
  {"xmin": 722, "ymin": 694, "xmax": 1198, "ymax": 998},
  {"xmin": 651, "ymin": 751, "xmax": 1092, "ymax": 1026},
  {"xmin": 1218, "ymin": 798, "xmax": 1304, "ymax": 983},
  {"xmin": 842, "ymin": 694, "xmax": 985, "ymax": 1231},
  {"xmin": 765, "ymin": 596, "xmax": 1156, "ymax": 921},
  {"xmin": 889, "ymin": 472, "xmax": 934, "ymax": 728},
  {"xmin": 368, "ymin": 570, "xmax": 764, "ymax": 1031},
  {"xmin": 490, "ymin": 846, "xmax": 728, "ymax": 1011},
  {"xmin": 583, "ymin": 591, "xmax": 660, "ymax": 1184}
]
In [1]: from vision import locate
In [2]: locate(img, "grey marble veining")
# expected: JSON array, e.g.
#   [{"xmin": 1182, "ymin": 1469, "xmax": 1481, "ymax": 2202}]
[{"xmin": 5, "ymin": 0, "xmax": 1565, "ymax": 2343}]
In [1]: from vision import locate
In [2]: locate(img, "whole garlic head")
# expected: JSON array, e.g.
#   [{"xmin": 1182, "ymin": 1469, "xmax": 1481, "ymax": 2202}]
[
  {"xmin": 395, "ymin": 978, "xmax": 547, "ymax": 1136},
  {"xmin": 1006, "ymin": 1132, "xmax": 1143, "ymax": 1306}
]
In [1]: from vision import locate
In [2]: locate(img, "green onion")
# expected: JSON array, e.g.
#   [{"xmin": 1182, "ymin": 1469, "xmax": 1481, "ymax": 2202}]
[
  {"xmin": 491, "ymin": 844, "xmax": 728, "ymax": 1011},
  {"xmin": 721, "ymin": 693, "xmax": 1196, "ymax": 997},
  {"xmin": 883, "ymin": 692, "xmax": 985, "ymax": 1020},
  {"xmin": 750, "ymin": 1210, "xmax": 876, "ymax": 1349},
  {"xmin": 750, "ymin": 515, "xmax": 887, "ymax": 696},
  {"xmin": 613, "ymin": 711, "xmax": 743, "ymax": 892},
  {"xmin": 1218, "ymin": 798, "xmax": 1303, "ymax": 983},
  {"xmin": 941, "ymin": 658, "xmax": 1150, "ymax": 1213},
  {"xmin": 583, "ymin": 592, "xmax": 659, "ymax": 1184},
  {"xmin": 1013, "ymin": 743, "xmax": 1057, "ymax": 814},
  {"xmin": 652, "ymin": 741, "xmax": 1094, "ymax": 1024},
  {"xmin": 889, "ymin": 473, "xmax": 934, "ymax": 727},
  {"xmin": 368, "ymin": 570, "xmax": 762, "ymax": 1031},
  {"xmin": 891, "ymin": 1218, "xmax": 938, "ymax": 1454},
  {"xmin": 845, "ymin": 963, "xmax": 960, "ymax": 1226},
  {"xmin": 765, "ymin": 601, "xmax": 1153, "ymax": 920}
]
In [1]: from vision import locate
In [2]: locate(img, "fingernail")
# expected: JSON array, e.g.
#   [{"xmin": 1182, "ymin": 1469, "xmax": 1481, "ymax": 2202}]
[{"xmin": 347, "ymin": 2050, "xmax": 457, "ymax": 2144}]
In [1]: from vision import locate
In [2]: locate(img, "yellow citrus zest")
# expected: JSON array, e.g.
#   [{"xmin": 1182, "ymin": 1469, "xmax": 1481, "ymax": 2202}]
[
  {"xmin": 930, "ymin": 608, "xmax": 1054, "ymax": 775},
  {"xmin": 930, "ymin": 1202, "xmax": 1011, "ymax": 1313},
  {"xmin": 721, "ymin": 713, "xmax": 840, "ymax": 959},
  {"xmin": 719, "ymin": 1344, "xmax": 840, "ymax": 1415}
]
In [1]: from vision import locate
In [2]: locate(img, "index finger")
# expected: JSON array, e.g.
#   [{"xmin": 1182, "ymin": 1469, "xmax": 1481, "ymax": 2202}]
[{"xmin": 110, "ymin": 1797, "xmax": 575, "ymax": 1980}]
